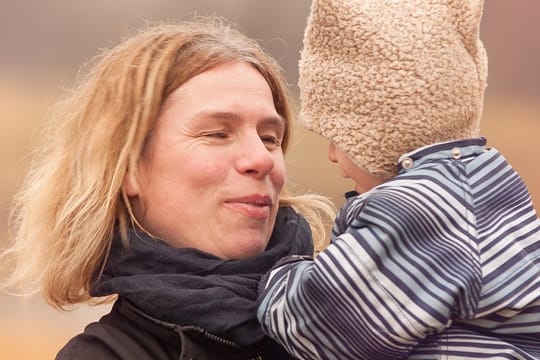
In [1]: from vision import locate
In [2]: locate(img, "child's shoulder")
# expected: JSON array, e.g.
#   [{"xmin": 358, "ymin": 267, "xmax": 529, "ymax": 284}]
[{"xmin": 343, "ymin": 173, "xmax": 450, "ymax": 219}]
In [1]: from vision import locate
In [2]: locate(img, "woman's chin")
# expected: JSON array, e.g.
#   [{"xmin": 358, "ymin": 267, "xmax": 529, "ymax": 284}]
[{"xmin": 222, "ymin": 237, "xmax": 268, "ymax": 260}]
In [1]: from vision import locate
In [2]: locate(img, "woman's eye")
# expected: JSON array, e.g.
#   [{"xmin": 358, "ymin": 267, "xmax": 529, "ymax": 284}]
[
  {"xmin": 204, "ymin": 131, "xmax": 228, "ymax": 139},
  {"xmin": 261, "ymin": 136, "xmax": 282, "ymax": 147}
]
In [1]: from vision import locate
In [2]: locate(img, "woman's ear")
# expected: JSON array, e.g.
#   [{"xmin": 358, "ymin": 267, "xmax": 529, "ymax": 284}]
[{"xmin": 123, "ymin": 171, "xmax": 141, "ymax": 197}]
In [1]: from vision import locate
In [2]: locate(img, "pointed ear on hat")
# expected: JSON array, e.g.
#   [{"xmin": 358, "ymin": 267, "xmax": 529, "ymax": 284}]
[
  {"xmin": 453, "ymin": 0, "xmax": 484, "ymax": 45},
  {"xmin": 451, "ymin": 0, "xmax": 488, "ymax": 80}
]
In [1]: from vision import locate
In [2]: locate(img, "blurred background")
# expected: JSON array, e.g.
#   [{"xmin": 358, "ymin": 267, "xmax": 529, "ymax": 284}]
[{"xmin": 1, "ymin": 1, "xmax": 538, "ymax": 358}]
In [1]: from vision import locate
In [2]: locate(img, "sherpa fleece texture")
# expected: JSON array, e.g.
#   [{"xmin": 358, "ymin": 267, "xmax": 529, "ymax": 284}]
[{"xmin": 299, "ymin": 0, "xmax": 488, "ymax": 179}]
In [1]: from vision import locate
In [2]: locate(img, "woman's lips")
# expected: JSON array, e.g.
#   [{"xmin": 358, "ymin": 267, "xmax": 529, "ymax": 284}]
[{"xmin": 224, "ymin": 195, "xmax": 273, "ymax": 219}]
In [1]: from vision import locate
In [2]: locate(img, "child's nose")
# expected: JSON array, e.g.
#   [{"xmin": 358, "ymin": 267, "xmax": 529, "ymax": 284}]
[{"xmin": 328, "ymin": 142, "xmax": 338, "ymax": 163}]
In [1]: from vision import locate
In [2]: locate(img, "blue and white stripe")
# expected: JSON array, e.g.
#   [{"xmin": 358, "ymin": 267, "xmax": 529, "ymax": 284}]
[{"xmin": 258, "ymin": 139, "xmax": 540, "ymax": 359}]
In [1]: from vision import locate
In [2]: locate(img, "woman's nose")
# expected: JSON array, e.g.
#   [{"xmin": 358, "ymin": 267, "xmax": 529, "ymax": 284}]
[
  {"xmin": 236, "ymin": 136, "xmax": 275, "ymax": 178},
  {"xmin": 328, "ymin": 142, "xmax": 337, "ymax": 163}
]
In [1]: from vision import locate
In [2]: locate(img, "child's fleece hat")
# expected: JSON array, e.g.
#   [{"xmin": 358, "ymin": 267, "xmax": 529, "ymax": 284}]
[{"xmin": 299, "ymin": 0, "xmax": 488, "ymax": 179}]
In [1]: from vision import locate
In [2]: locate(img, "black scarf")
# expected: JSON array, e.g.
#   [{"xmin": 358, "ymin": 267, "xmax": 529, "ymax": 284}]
[{"xmin": 91, "ymin": 206, "xmax": 313, "ymax": 346}]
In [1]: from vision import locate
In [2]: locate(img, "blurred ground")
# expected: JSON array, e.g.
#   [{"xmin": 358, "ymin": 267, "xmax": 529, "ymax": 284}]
[{"xmin": 0, "ymin": 1, "xmax": 538, "ymax": 359}]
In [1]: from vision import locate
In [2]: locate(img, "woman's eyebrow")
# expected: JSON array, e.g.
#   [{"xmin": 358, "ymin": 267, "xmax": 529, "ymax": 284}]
[
  {"xmin": 193, "ymin": 110, "xmax": 285, "ymax": 127},
  {"xmin": 197, "ymin": 110, "xmax": 242, "ymax": 121},
  {"xmin": 262, "ymin": 115, "xmax": 286, "ymax": 129}
]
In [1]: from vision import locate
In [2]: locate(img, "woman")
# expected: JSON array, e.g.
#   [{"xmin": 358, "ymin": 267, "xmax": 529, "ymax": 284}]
[{"xmin": 2, "ymin": 18, "xmax": 333, "ymax": 359}]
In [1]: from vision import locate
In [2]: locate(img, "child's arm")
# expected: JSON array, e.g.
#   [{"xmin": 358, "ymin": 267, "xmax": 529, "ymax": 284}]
[{"xmin": 257, "ymin": 187, "xmax": 482, "ymax": 360}]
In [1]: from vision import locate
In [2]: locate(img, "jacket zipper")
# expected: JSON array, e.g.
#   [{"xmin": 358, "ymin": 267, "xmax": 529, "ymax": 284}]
[{"xmin": 187, "ymin": 327, "xmax": 265, "ymax": 359}]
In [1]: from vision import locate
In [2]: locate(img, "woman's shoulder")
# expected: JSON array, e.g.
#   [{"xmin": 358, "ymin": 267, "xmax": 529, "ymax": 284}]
[
  {"xmin": 55, "ymin": 299, "xmax": 292, "ymax": 360},
  {"xmin": 55, "ymin": 300, "xmax": 179, "ymax": 360}
]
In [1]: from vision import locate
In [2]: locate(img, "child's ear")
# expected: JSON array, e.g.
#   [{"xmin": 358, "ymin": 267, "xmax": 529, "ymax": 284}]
[{"xmin": 123, "ymin": 171, "xmax": 140, "ymax": 197}]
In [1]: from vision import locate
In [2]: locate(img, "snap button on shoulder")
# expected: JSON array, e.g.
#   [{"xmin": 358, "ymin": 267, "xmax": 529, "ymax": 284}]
[
  {"xmin": 401, "ymin": 157, "xmax": 414, "ymax": 169},
  {"xmin": 451, "ymin": 147, "xmax": 461, "ymax": 159}
]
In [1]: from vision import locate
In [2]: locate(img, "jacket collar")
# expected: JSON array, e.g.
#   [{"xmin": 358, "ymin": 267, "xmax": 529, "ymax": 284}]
[{"xmin": 398, "ymin": 137, "xmax": 487, "ymax": 173}]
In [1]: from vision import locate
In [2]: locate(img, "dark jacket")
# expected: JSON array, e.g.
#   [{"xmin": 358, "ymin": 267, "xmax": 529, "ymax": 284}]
[
  {"xmin": 56, "ymin": 298, "xmax": 295, "ymax": 359},
  {"xmin": 57, "ymin": 207, "xmax": 311, "ymax": 359}
]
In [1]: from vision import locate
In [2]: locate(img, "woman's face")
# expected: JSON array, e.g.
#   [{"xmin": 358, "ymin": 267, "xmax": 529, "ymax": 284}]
[
  {"xmin": 328, "ymin": 142, "xmax": 384, "ymax": 194},
  {"xmin": 125, "ymin": 61, "xmax": 286, "ymax": 259}
]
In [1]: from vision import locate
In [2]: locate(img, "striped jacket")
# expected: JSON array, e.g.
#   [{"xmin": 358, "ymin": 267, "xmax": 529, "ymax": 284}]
[{"xmin": 258, "ymin": 138, "xmax": 540, "ymax": 359}]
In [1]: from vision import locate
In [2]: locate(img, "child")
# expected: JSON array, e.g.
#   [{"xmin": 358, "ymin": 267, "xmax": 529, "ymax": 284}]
[{"xmin": 257, "ymin": 0, "xmax": 540, "ymax": 359}]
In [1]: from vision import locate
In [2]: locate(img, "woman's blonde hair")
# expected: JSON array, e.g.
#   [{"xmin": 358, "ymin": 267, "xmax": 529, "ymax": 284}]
[{"xmin": 2, "ymin": 18, "xmax": 335, "ymax": 309}]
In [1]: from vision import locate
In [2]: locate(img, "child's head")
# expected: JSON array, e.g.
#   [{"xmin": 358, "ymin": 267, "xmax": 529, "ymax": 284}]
[
  {"xmin": 327, "ymin": 142, "xmax": 385, "ymax": 193},
  {"xmin": 299, "ymin": 0, "xmax": 488, "ymax": 180}
]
